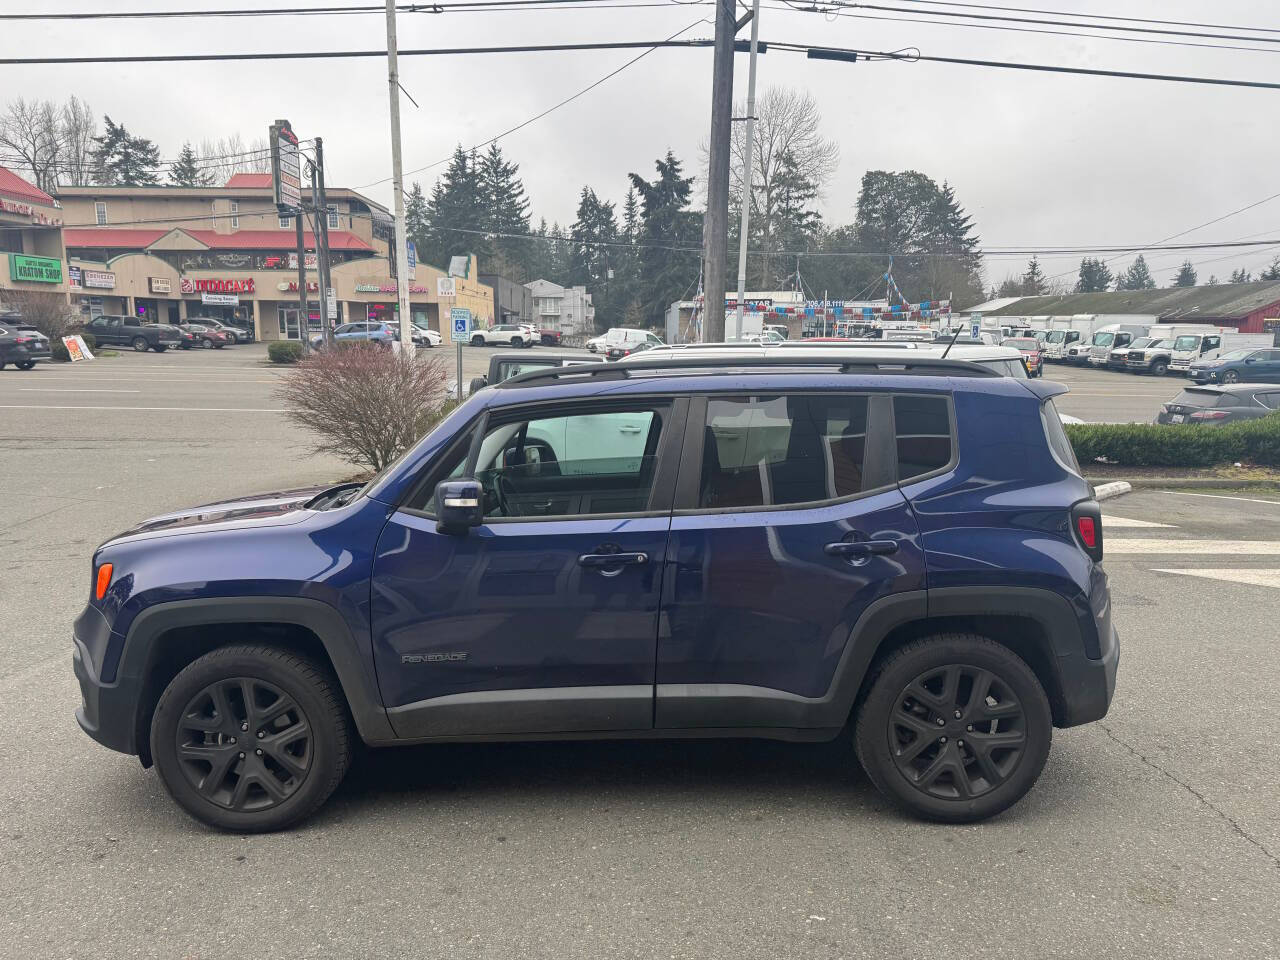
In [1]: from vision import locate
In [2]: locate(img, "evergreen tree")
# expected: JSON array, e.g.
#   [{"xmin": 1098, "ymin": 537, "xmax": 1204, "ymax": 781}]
[
  {"xmin": 627, "ymin": 151, "xmax": 700, "ymax": 327},
  {"xmin": 1173, "ymin": 260, "xmax": 1197, "ymax": 287},
  {"xmin": 477, "ymin": 143, "xmax": 531, "ymax": 279},
  {"xmin": 614, "ymin": 186, "xmax": 643, "ymax": 323},
  {"xmin": 1230, "ymin": 267, "xmax": 1252, "ymax": 283},
  {"xmin": 1259, "ymin": 256, "xmax": 1280, "ymax": 281},
  {"xmin": 1207, "ymin": 274, "xmax": 1219, "ymax": 286},
  {"xmin": 569, "ymin": 186, "xmax": 619, "ymax": 328},
  {"xmin": 1075, "ymin": 257, "xmax": 1113, "ymax": 292},
  {"xmin": 168, "ymin": 142, "xmax": 212, "ymax": 187},
  {"xmin": 422, "ymin": 145, "xmax": 486, "ymax": 268},
  {"xmin": 90, "ymin": 115, "xmax": 161, "ymax": 186},
  {"xmin": 1021, "ymin": 257, "xmax": 1047, "ymax": 296},
  {"xmin": 1125, "ymin": 254, "xmax": 1155, "ymax": 290},
  {"xmin": 404, "ymin": 182, "xmax": 430, "ymax": 259}
]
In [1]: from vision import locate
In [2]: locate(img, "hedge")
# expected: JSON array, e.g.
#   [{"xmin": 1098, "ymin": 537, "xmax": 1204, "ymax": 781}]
[
  {"xmin": 267, "ymin": 341, "xmax": 304, "ymax": 364},
  {"xmin": 1066, "ymin": 413, "xmax": 1280, "ymax": 468},
  {"xmin": 50, "ymin": 331, "xmax": 95, "ymax": 362}
]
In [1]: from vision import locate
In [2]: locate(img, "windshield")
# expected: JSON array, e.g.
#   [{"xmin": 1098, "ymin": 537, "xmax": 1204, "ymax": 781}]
[
  {"xmin": 1004, "ymin": 338, "xmax": 1038, "ymax": 349},
  {"xmin": 1147, "ymin": 339, "xmax": 1174, "ymax": 349},
  {"xmin": 1044, "ymin": 330, "xmax": 1066, "ymax": 343},
  {"xmin": 1173, "ymin": 335, "xmax": 1202, "ymax": 351},
  {"xmin": 1126, "ymin": 337, "xmax": 1154, "ymax": 350},
  {"xmin": 1091, "ymin": 332, "xmax": 1115, "ymax": 347},
  {"xmin": 1217, "ymin": 350, "xmax": 1253, "ymax": 361},
  {"xmin": 976, "ymin": 358, "xmax": 1029, "ymax": 379}
]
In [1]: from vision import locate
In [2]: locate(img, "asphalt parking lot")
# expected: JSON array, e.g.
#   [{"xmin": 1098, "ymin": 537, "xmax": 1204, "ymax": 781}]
[{"xmin": 2, "ymin": 344, "xmax": 1278, "ymax": 959}]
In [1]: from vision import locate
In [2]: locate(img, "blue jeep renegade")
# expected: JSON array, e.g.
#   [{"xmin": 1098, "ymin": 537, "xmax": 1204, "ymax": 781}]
[{"xmin": 74, "ymin": 355, "xmax": 1117, "ymax": 831}]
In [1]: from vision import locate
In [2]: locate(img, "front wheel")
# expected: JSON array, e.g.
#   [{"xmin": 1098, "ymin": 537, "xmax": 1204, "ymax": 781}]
[
  {"xmin": 132, "ymin": 336, "xmax": 149, "ymax": 353},
  {"xmin": 202, "ymin": 338, "xmax": 215, "ymax": 349},
  {"xmin": 510, "ymin": 337, "xmax": 523, "ymax": 348},
  {"xmin": 154, "ymin": 344, "xmax": 168, "ymax": 353},
  {"xmin": 150, "ymin": 645, "xmax": 353, "ymax": 833},
  {"xmin": 1150, "ymin": 360, "xmax": 1169, "ymax": 376},
  {"xmin": 1222, "ymin": 369, "xmax": 1240, "ymax": 384},
  {"xmin": 854, "ymin": 634, "xmax": 1052, "ymax": 823},
  {"xmin": 15, "ymin": 360, "xmax": 36, "ymax": 370},
  {"xmin": 470, "ymin": 335, "xmax": 484, "ymax": 347}
]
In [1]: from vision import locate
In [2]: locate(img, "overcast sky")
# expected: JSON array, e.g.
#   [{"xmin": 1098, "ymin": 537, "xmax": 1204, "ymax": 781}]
[{"xmin": 7, "ymin": 0, "xmax": 1280, "ymax": 292}]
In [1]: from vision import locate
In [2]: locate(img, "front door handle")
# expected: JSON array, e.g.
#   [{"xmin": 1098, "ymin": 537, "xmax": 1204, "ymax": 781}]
[
  {"xmin": 578, "ymin": 552, "xmax": 649, "ymax": 568},
  {"xmin": 824, "ymin": 540, "xmax": 900, "ymax": 558}
]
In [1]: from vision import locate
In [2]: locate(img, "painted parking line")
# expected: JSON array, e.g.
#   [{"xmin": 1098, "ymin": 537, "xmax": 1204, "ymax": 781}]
[
  {"xmin": 19, "ymin": 388, "xmax": 141, "ymax": 393},
  {"xmin": 1106, "ymin": 539, "xmax": 1280, "ymax": 555},
  {"xmin": 1101, "ymin": 516, "xmax": 1175, "ymax": 528},
  {"xmin": 0, "ymin": 404, "xmax": 281, "ymax": 413},
  {"xmin": 1153, "ymin": 568, "xmax": 1280, "ymax": 589},
  {"xmin": 1164, "ymin": 491, "xmax": 1280, "ymax": 506}
]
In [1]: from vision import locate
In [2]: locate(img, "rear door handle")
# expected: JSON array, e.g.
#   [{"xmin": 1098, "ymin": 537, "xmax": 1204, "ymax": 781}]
[
  {"xmin": 824, "ymin": 540, "xmax": 900, "ymax": 558},
  {"xmin": 578, "ymin": 552, "xmax": 649, "ymax": 568}
]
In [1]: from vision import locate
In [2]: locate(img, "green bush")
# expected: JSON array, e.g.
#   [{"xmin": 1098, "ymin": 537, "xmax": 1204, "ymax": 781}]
[
  {"xmin": 268, "ymin": 341, "xmax": 304, "ymax": 364},
  {"xmin": 48, "ymin": 331, "xmax": 95, "ymax": 362},
  {"xmin": 1066, "ymin": 413, "xmax": 1280, "ymax": 468}
]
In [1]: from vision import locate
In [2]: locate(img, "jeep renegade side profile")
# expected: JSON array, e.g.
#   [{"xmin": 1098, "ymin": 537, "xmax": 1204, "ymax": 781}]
[{"xmin": 73, "ymin": 357, "xmax": 1117, "ymax": 831}]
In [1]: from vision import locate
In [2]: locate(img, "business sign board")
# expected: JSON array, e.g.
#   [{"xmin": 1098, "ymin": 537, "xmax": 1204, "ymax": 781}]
[
  {"xmin": 270, "ymin": 120, "xmax": 302, "ymax": 212},
  {"xmin": 181, "ymin": 278, "xmax": 255, "ymax": 294},
  {"xmin": 437, "ymin": 276, "xmax": 456, "ymax": 298},
  {"xmin": 407, "ymin": 240, "xmax": 416, "ymax": 273},
  {"xmin": 201, "ymin": 293, "xmax": 240, "ymax": 306},
  {"xmin": 61, "ymin": 334, "xmax": 95, "ymax": 362},
  {"xmin": 82, "ymin": 269, "xmax": 115, "ymax": 290},
  {"xmin": 8, "ymin": 253, "xmax": 62, "ymax": 283},
  {"xmin": 287, "ymin": 252, "xmax": 318, "ymax": 270},
  {"xmin": 149, "ymin": 277, "xmax": 171, "ymax": 294},
  {"xmin": 68, "ymin": 265, "xmax": 82, "ymax": 287}
]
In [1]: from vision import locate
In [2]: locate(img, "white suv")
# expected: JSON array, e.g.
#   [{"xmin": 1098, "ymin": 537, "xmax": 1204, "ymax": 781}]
[{"xmin": 470, "ymin": 323, "xmax": 536, "ymax": 348}]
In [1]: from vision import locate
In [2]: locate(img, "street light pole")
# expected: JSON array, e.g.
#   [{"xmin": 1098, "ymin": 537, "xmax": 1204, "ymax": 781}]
[
  {"xmin": 732, "ymin": 0, "xmax": 761, "ymax": 342},
  {"xmin": 385, "ymin": 0, "xmax": 414, "ymax": 356},
  {"xmin": 701, "ymin": 0, "xmax": 736, "ymax": 343}
]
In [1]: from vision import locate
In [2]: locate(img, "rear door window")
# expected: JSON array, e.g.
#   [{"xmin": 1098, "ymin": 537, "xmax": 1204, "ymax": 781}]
[
  {"xmin": 698, "ymin": 394, "xmax": 871, "ymax": 508},
  {"xmin": 894, "ymin": 395, "xmax": 953, "ymax": 482}
]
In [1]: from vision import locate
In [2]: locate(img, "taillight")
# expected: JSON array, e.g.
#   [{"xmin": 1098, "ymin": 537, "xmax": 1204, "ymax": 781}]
[
  {"xmin": 1071, "ymin": 500, "xmax": 1103, "ymax": 562},
  {"xmin": 95, "ymin": 562, "xmax": 113, "ymax": 600},
  {"xmin": 1189, "ymin": 410, "xmax": 1229, "ymax": 420}
]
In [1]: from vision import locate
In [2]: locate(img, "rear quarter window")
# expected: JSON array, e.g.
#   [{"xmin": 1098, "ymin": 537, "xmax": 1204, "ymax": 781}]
[
  {"xmin": 894, "ymin": 395, "xmax": 952, "ymax": 482},
  {"xmin": 1041, "ymin": 399, "xmax": 1081, "ymax": 476}
]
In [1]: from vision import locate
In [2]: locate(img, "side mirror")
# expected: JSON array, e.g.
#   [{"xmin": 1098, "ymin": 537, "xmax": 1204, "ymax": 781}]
[
  {"xmin": 1246, "ymin": 357, "xmax": 1257, "ymax": 364},
  {"xmin": 435, "ymin": 479, "xmax": 483, "ymax": 534}
]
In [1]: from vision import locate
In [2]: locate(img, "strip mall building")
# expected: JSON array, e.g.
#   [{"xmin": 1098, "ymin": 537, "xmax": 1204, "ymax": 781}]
[{"xmin": 53, "ymin": 175, "xmax": 493, "ymax": 343}]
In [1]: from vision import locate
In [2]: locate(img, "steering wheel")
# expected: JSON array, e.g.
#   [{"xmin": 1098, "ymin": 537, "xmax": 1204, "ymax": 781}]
[{"xmin": 494, "ymin": 472, "xmax": 520, "ymax": 517}]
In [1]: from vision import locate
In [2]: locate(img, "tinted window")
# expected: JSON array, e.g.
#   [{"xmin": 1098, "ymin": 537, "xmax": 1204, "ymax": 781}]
[
  {"xmin": 699, "ymin": 395, "xmax": 870, "ymax": 509},
  {"xmin": 976, "ymin": 358, "xmax": 1028, "ymax": 379},
  {"xmin": 473, "ymin": 408, "xmax": 664, "ymax": 518},
  {"xmin": 895, "ymin": 395, "xmax": 952, "ymax": 481},
  {"xmin": 1041, "ymin": 400, "xmax": 1081, "ymax": 475},
  {"xmin": 494, "ymin": 360, "xmax": 557, "ymax": 382},
  {"xmin": 1171, "ymin": 389, "xmax": 1219, "ymax": 408}
]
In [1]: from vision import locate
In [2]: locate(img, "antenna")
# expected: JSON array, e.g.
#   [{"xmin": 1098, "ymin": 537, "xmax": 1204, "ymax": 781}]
[{"xmin": 940, "ymin": 321, "xmax": 965, "ymax": 359}]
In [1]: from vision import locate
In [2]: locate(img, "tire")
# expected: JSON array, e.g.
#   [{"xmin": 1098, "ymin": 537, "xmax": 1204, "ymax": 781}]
[
  {"xmin": 854, "ymin": 634, "xmax": 1052, "ymax": 823},
  {"xmin": 471, "ymin": 334, "xmax": 484, "ymax": 347},
  {"xmin": 1222, "ymin": 369, "xmax": 1240, "ymax": 384},
  {"xmin": 150, "ymin": 645, "xmax": 353, "ymax": 833},
  {"xmin": 15, "ymin": 360, "xmax": 35, "ymax": 370},
  {"xmin": 1150, "ymin": 360, "xmax": 1169, "ymax": 376},
  {"xmin": 132, "ymin": 336, "xmax": 149, "ymax": 353},
  {"xmin": 511, "ymin": 337, "xmax": 522, "ymax": 348},
  {"xmin": 202, "ymin": 338, "xmax": 215, "ymax": 349},
  {"xmin": 225, "ymin": 332, "xmax": 239, "ymax": 345},
  {"xmin": 154, "ymin": 344, "xmax": 168, "ymax": 353}
]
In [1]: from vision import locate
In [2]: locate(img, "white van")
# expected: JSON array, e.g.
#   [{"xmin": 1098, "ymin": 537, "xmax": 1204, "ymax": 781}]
[
  {"xmin": 605, "ymin": 327, "xmax": 662, "ymax": 350},
  {"xmin": 1085, "ymin": 323, "xmax": 1150, "ymax": 367},
  {"xmin": 1165, "ymin": 328, "xmax": 1272, "ymax": 374}
]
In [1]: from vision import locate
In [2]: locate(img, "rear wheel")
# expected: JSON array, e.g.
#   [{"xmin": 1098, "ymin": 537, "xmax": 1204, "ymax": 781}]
[
  {"xmin": 1222, "ymin": 369, "xmax": 1240, "ymax": 384},
  {"xmin": 471, "ymin": 334, "xmax": 484, "ymax": 347},
  {"xmin": 154, "ymin": 344, "xmax": 168, "ymax": 353},
  {"xmin": 202, "ymin": 337, "xmax": 215, "ymax": 349},
  {"xmin": 15, "ymin": 360, "xmax": 35, "ymax": 370},
  {"xmin": 511, "ymin": 336, "xmax": 523, "ymax": 348},
  {"xmin": 132, "ymin": 336, "xmax": 149, "ymax": 352},
  {"xmin": 855, "ymin": 634, "xmax": 1052, "ymax": 823},
  {"xmin": 150, "ymin": 645, "xmax": 353, "ymax": 832}
]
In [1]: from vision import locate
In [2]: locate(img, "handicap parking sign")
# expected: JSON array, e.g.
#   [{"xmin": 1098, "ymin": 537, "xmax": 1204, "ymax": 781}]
[{"xmin": 451, "ymin": 307, "xmax": 471, "ymax": 337}]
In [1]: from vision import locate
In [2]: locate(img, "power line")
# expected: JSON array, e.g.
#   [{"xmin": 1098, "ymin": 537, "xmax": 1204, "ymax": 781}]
[
  {"xmin": 0, "ymin": 0, "xmax": 687, "ymax": 21},
  {"xmin": 889, "ymin": 0, "xmax": 1280, "ymax": 38}
]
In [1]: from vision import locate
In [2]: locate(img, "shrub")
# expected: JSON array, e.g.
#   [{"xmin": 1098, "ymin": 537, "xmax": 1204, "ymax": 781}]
[
  {"xmin": 0, "ymin": 288, "xmax": 80, "ymax": 340},
  {"xmin": 268, "ymin": 341, "xmax": 303, "ymax": 364},
  {"xmin": 276, "ymin": 342, "xmax": 451, "ymax": 471},
  {"xmin": 48, "ymin": 331, "xmax": 95, "ymax": 362},
  {"xmin": 1066, "ymin": 413, "xmax": 1280, "ymax": 468}
]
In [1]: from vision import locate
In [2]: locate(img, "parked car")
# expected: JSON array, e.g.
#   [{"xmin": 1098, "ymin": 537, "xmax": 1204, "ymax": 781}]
[
  {"xmin": 1107, "ymin": 335, "xmax": 1156, "ymax": 370},
  {"xmin": 73, "ymin": 352, "xmax": 1115, "ymax": 831},
  {"xmin": 470, "ymin": 323, "xmax": 536, "ymax": 348},
  {"xmin": 586, "ymin": 334, "xmax": 607, "ymax": 353},
  {"xmin": 177, "ymin": 323, "xmax": 231, "ymax": 349},
  {"xmin": 394, "ymin": 322, "xmax": 442, "ymax": 348},
  {"xmin": 538, "ymin": 328, "xmax": 563, "ymax": 347},
  {"xmin": 1002, "ymin": 337, "xmax": 1044, "ymax": 377},
  {"xmin": 604, "ymin": 327, "xmax": 665, "ymax": 355},
  {"xmin": 1189, "ymin": 348, "xmax": 1280, "ymax": 384},
  {"xmin": 0, "ymin": 321, "xmax": 52, "ymax": 369},
  {"xmin": 1040, "ymin": 327, "xmax": 1086, "ymax": 362},
  {"xmin": 1124, "ymin": 338, "xmax": 1177, "ymax": 375},
  {"xmin": 467, "ymin": 350, "xmax": 605, "ymax": 393},
  {"xmin": 188, "ymin": 317, "xmax": 244, "ymax": 344},
  {"xmin": 1155, "ymin": 384, "xmax": 1280, "ymax": 424},
  {"xmin": 607, "ymin": 338, "xmax": 662, "ymax": 360},
  {"xmin": 84, "ymin": 315, "xmax": 183, "ymax": 352},
  {"xmin": 1084, "ymin": 324, "xmax": 1149, "ymax": 368}
]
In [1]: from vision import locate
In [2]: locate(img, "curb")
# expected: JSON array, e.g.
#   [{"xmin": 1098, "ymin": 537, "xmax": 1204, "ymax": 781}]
[
  {"xmin": 1091, "ymin": 481, "xmax": 1132, "ymax": 501},
  {"xmin": 1119, "ymin": 477, "xmax": 1280, "ymax": 491}
]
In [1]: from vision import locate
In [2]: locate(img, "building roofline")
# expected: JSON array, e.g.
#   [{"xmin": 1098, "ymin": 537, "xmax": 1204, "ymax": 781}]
[{"xmin": 54, "ymin": 182, "xmax": 389, "ymax": 214}]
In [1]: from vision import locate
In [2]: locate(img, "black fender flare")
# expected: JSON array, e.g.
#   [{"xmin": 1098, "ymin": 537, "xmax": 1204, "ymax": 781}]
[{"xmin": 121, "ymin": 596, "xmax": 394, "ymax": 743}]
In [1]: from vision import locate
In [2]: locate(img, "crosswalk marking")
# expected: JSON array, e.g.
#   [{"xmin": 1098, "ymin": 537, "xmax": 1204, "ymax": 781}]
[
  {"xmin": 1101, "ymin": 515, "xmax": 1174, "ymax": 528},
  {"xmin": 1152, "ymin": 568, "xmax": 1280, "ymax": 590},
  {"xmin": 1106, "ymin": 539, "xmax": 1280, "ymax": 555}
]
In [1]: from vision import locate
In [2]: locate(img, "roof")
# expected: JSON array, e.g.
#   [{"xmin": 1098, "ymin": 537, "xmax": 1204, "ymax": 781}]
[
  {"xmin": 223, "ymin": 173, "xmax": 273, "ymax": 188},
  {"xmin": 64, "ymin": 228, "xmax": 170, "ymax": 248},
  {"xmin": 961, "ymin": 297, "xmax": 1024, "ymax": 314},
  {"xmin": 985, "ymin": 281, "xmax": 1280, "ymax": 320},
  {"xmin": 64, "ymin": 226, "xmax": 373, "ymax": 252},
  {"xmin": 0, "ymin": 165, "xmax": 55, "ymax": 206}
]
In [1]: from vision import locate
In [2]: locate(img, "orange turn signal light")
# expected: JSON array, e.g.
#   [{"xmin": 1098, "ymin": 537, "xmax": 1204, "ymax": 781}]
[{"xmin": 95, "ymin": 563, "xmax": 113, "ymax": 600}]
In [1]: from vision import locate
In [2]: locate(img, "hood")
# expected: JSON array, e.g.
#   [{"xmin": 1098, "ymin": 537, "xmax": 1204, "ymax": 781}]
[{"xmin": 104, "ymin": 484, "xmax": 329, "ymax": 544}]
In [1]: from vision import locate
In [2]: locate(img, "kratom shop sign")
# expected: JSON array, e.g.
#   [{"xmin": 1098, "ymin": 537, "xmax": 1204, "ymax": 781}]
[{"xmin": 8, "ymin": 254, "xmax": 62, "ymax": 284}]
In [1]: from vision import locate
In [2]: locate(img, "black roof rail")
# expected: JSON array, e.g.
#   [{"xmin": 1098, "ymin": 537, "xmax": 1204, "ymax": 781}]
[{"xmin": 497, "ymin": 353, "xmax": 1000, "ymax": 388}]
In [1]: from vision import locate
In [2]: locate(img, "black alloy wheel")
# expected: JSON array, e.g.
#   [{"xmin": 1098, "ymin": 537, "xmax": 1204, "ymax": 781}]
[
  {"xmin": 132, "ymin": 336, "xmax": 149, "ymax": 352},
  {"xmin": 15, "ymin": 360, "xmax": 35, "ymax": 370},
  {"xmin": 855, "ymin": 634, "xmax": 1051, "ymax": 822},
  {"xmin": 151, "ymin": 646, "xmax": 352, "ymax": 832}
]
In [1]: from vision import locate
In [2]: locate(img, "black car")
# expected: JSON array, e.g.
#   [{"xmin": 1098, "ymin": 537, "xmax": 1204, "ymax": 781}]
[
  {"xmin": 0, "ymin": 321, "xmax": 52, "ymax": 370},
  {"xmin": 83, "ymin": 315, "xmax": 183, "ymax": 353},
  {"xmin": 467, "ymin": 350, "xmax": 604, "ymax": 393},
  {"xmin": 1155, "ymin": 384, "xmax": 1280, "ymax": 425}
]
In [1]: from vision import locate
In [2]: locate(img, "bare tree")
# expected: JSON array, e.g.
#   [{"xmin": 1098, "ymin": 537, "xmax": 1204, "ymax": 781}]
[
  {"xmin": 59, "ymin": 96, "xmax": 97, "ymax": 186},
  {"xmin": 197, "ymin": 134, "xmax": 273, "ymax": 182},
  {"xmin": 0, "ymin": 288, "xmax": 80, "ymax": 340},
  {"xmin": 0, "ymin": 98, "xmax": 63, "ymax": 193},
  {"xmin": 728, "ymin": 87, "xmax": 839, "ymax": 287}
]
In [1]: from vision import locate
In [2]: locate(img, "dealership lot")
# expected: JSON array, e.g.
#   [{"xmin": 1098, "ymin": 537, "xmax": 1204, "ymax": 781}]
[{"xmin": 1, "ymin": 346, "xmax": 1278, "ymax": 959}]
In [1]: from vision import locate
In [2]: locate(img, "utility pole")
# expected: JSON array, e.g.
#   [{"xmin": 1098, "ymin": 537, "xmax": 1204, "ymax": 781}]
[
  {"xmin": 385, "ymin": 0, "xmax": 414, "ymax": 356},
  {"xmin": 311, "ymin": 137, "xmax": 333, "ymax": 347},
  {"xmin": 701, "ymin": 0, "xmax": 736, "ymax": 343},
  {"xmin": 295, "ymin": 213, "xmax": 309, "ymax": 355},
  {"xmin": 732, "ymin": 0, "xmax": 761, "ymax": 342}
]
